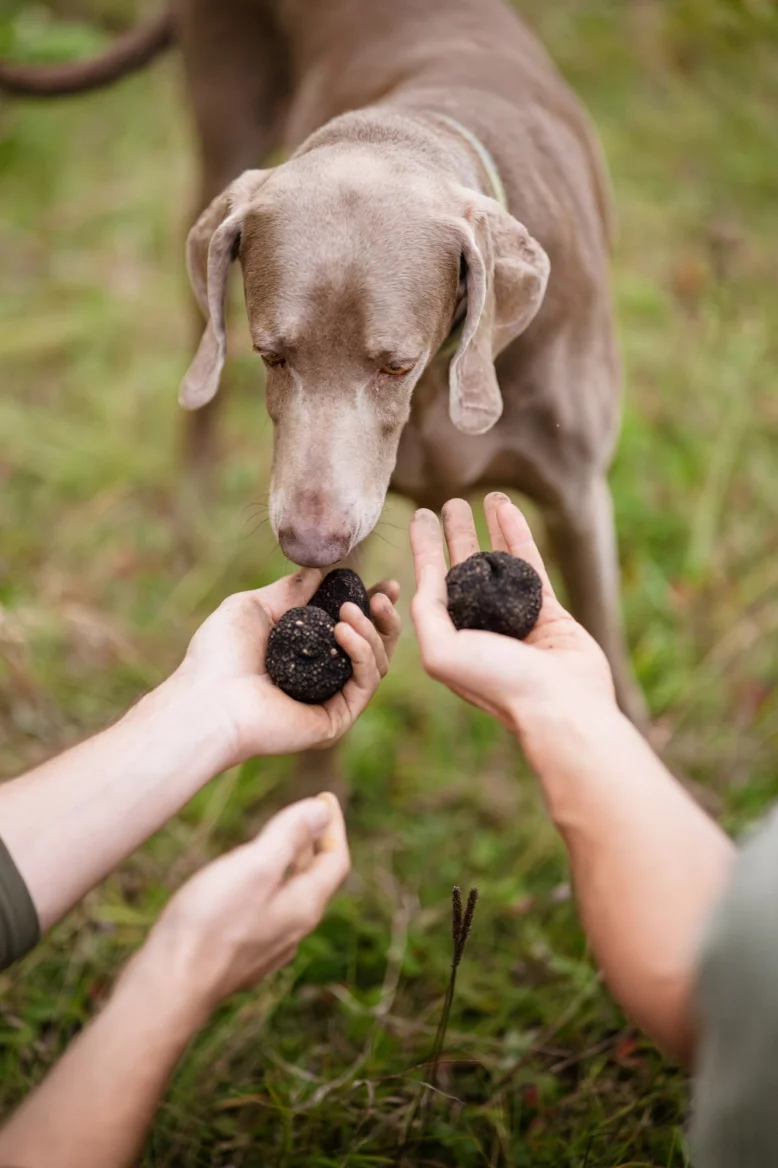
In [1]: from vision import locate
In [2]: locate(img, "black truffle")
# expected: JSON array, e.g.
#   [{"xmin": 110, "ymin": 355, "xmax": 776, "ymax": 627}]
[
  {"xmin": 266, "ymin": 606, "xmax": 352, "ymax": 704},
  {"xmin": 309, "ymin": 568, "xmax": 371, "ymax": 622},
  {"xmin": 446, "ymin": 551, "xmax": 542, "ymax": 640}
]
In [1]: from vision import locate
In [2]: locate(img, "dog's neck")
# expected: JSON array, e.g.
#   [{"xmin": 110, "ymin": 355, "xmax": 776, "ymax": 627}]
[{"xmin": 433, "ymin": 114, "xmax": 507, "ymax": 209}]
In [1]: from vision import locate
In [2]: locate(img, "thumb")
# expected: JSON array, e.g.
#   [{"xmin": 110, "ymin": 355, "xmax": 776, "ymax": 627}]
[
  {"xmin": 255, "ymin": 569, "xmax": 324, "ymax": 624},
  {"xmin": 246, "ymin": 798, "xmax": 333, "ymax": 886}
]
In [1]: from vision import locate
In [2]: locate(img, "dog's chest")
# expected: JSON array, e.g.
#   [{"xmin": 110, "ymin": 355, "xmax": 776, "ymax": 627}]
[{"xmin": 391, "ymin": 373, "xmax": 504, "ymax": 502}]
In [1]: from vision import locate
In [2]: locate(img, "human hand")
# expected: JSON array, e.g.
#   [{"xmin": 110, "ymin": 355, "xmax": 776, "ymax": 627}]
[
  {"xmin": 410, "ymin": 494, "xmax": 617, "ymax": 770},
  {"xmin": 135, "ymin": 793, "xmax": 350, "ymax": 1019},
  {"xmin": 170, "ymin": 569, "xmax": 401, "ymax": 765}
]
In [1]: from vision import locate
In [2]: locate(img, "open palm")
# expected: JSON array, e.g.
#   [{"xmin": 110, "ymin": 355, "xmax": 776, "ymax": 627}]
[
  {"xmin": 410, "ymin": 494, "xmax": 615, "ymax": 759},
  {"xmin": 179, "ymin": 568, "xmax": 401, "ymax": 763}
]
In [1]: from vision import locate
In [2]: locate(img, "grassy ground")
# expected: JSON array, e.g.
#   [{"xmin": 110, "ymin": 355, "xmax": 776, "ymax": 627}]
[{"xmin": 1, "ymin": 1, "xmax": 777, "ymax": 1164}]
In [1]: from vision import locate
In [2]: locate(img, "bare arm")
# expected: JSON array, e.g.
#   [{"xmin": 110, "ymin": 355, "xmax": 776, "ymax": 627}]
[
  {"xmin": 0, "ymin": 569, "xmax": 398, "ymax": 1165},
  {"xmin": 523, "ymin": 702, "xmax": 734, "ymax": 1063},
  {"xmin": 0, "ymin": 681, "xmax": 228, "ymax": 933},
  {"xmin": 0, "ymin": 571, "xmax": 399, "ymax": 936},
  {"xmin": 0, "ymin": 795, "xmax": 350, "ymax": 1168},
  {"xmin": 410, "ymin": 494, "xmax": 735, "ymax": 1065},
  {"xmin": 0, "ymin": 950, "xmax": 205, "ymax": 1168}
]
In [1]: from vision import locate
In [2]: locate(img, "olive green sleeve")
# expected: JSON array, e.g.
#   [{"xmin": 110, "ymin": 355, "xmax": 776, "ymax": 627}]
[
  {"xmin": 690, "ymin": 809, "xmax": 778, "ymax": 1168},
  {"xmin": 0, "ymin": 837, "xmax": 40, "ymax": 970}
]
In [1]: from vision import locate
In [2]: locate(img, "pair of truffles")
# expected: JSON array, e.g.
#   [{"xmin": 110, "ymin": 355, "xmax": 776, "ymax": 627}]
[{"xmin": 266, "ymin": 552, "xmax": 543, "ymax": 705}]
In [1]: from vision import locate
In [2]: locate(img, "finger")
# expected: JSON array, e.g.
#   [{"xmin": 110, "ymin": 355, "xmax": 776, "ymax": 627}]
[
  {"xmin": 441, "ymin": 498, "xmax": 481, "ymax": 565},
  {"xmin": 334, "ymin": 622, "xmax": 381, "ymax": 708},
  {"xmin": 336, "ymin": 602, "xmax": 389, "ymax": 677},
  {"xmin": 274, "ymin": 796, "xmax": 351, "ymax": 925},
  {"xmin": 315, "ymin": 792, "xmax": 347, "ymax": 854},
  {"xmin": 484, "ymin": 492, "xmax": 510, "ymax": 552},
  {"xmin": 410, "ymin": 508, "xmax": 448, "ymax": 586},
  {"xmin": 369, "ymin": 590, "xmax": 402, "ymax": 662},
  {"xmin": 253, "ymin": 568, "xmax": 324, "ymax": 623},
  {"xmin": 495, "ymin": 500, "xmax": 557, "ymax": 598},
  {"xmin": 410, "ymin": 563, "xmax": 457, "ymax": 677},
  {"xmin": 368, "ymin": 578, "xmax": 400, "ymax": 606},
  {"xmin": 289, "ymin": 838, "xmax": 315, "ymax": 877},
  {"xmin": 272, "ymin": 864, "xmax": 342, "ymax": 939},
  {"xmin": 249, "ymin": 798, "xmax": 332, "ymax": 885}
]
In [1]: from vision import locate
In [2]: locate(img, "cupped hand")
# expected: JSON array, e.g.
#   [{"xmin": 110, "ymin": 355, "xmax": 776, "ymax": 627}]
[
  {"xmin": 175, "ymin": 569, "xmax": 401, "ymax": 765},
  {"xmin": 410, "ymin": 494, "xmax": 616, "ymax": 767},
  {"xmin": 138, "ymin": 793, "xmax": 350, "ymax": 1015}
]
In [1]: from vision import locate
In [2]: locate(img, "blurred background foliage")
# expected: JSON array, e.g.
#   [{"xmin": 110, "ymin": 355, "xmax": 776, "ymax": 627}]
[{"xmin": 0, "ymin": 0, "xmax": 777, "ymax": 1164}]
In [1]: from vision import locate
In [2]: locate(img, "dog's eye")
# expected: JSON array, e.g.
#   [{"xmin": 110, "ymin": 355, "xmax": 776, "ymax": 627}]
[
  {"xmin": 256, "ymin": 348, "xmax": 286, "ymax": 369},
  {"xmin": 380, "ymin": 361, "xmax": 414, "ymax": 377}
]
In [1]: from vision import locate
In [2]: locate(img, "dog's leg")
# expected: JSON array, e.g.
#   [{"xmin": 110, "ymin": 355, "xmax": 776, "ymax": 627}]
[
  {"xmin": 284, "ymin": 741, "xmax": 350, "ymax": 809},
  {"xmin": 543, "ymin": 480, "xmax": 723, "ymax": 813},
  {"xmin": 543, "ymin": 476, "xmax": 650, "ymax": 734}
]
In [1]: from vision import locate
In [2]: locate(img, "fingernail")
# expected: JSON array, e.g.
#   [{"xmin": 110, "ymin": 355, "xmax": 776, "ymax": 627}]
[{"xmin": 303, "ymin": 799, "xmax": 331, "ymax": 834}]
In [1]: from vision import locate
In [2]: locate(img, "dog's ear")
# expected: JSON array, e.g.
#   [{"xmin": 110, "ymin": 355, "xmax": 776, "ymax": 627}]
[
  {"xmin": 179, "ymin": 169, "xmax": 270, "ymax": 410},
  {"xmin": 448, "ymin": 196, "xmax": 550, "ymax": 435}
]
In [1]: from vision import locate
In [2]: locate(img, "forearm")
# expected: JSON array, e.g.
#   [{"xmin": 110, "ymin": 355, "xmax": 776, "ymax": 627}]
[
  {"xmin": 0, "ymin": 949, "xmax": 207, "ymax": 1168},
  {"xmin": 520, "ymin": 705, "xmax": 735, "ymax": 1064},
  {"xmin": 0, "ymin": 675, "xmax": 231, "ymax": 932}
]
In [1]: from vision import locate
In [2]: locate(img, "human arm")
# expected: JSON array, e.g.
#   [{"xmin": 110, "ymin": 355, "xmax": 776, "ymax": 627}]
[
  {"xmin": 0, "ymin": 792, "xmax": 350, "ymax": 1168},
  {"xmin": 410, "ymin": 493, "xmax": 734, "ymax": 1064},
  {"xmin": 0, "ymin": 569, "xmax": 399, "ymax": 936}
]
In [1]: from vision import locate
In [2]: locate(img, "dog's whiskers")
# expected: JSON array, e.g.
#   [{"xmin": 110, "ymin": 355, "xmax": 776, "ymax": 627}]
[
  {"xmin": 372, "ymin": 527, "xmax": 400, "ymax": 551},
  {"xmin": 240, "ymin": 516, "xmax": 271, "ymax": 541},
  {"xmin": 241, "ymin": 498, "xmax": 270, "ymax": 519}
]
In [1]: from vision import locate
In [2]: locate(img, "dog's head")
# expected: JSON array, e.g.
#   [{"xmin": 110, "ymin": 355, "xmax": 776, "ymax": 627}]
[{"xmin": 180, "ymin": 144, "xmax": 549, "ymax": 566}]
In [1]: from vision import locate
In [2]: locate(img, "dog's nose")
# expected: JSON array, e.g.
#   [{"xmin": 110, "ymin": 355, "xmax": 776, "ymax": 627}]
[{"xmin": 277, "ymin": 524, "xmax": 352, "ymax": 568}]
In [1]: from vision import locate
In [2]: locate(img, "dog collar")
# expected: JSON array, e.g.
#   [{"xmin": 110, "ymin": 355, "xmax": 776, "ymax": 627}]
[
  {"xmin": 433, "ymin": 115, "xmax": 507, "ymax": 362},
  {"xmin": 436, "ymin": 113, "xmax": 508, "ymax": 210}
]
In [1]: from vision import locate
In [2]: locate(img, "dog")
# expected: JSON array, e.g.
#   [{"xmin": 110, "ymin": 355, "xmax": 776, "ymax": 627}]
[{"xmin": 0, "ymin": 0, "xmax": 647, "ymax": 732}]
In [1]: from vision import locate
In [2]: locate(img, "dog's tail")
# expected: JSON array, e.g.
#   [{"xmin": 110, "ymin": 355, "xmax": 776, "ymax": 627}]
[{"xmin": 0, "ymin": 10, "xmax": 173, "ymax": 98}]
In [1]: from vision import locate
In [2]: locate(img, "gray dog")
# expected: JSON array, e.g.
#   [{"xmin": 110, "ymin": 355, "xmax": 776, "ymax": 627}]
[{"xmin": 0, "ymin": 0, "xmax": 646, "ymax": 729}]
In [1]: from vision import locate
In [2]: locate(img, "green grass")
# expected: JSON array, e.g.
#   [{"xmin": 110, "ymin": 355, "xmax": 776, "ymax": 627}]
[{"xmin": 1, "ymin": 1, "xmax": 777, "ymax": 1163}]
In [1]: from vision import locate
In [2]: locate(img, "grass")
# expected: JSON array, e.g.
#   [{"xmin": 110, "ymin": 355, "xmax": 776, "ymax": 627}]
[{"xmin": 1, "ymin": 0, "xmax": 777, "ymax": 1163}]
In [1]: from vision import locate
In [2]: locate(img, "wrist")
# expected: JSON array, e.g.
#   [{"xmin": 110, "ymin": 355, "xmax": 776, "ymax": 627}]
[
  {"xmin": 508, "ymin": 687, "xmax": 626, "ymax": 784},
  {"xmin": 122, "ymin": 670, "xmax": 238, "ymax": 777},
  {"xmin": 517, "ymin": 700, "xmax": 663, "ymax": 841},
  {"xmin": 112, "ymin": 936, "xmax": 213, "ymax": 1044}
]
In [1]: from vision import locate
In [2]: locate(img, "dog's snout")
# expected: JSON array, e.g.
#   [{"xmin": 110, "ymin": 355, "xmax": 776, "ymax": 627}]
[{"xmin": 278, "ymin": 523, "xmax": 352, "ymax": 568}]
